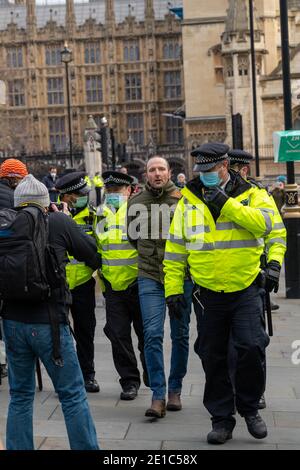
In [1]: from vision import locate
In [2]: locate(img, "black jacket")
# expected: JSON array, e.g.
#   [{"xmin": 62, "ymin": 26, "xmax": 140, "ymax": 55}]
[
  {"xmin": 42, "ymin": 174, "xmax": 58, "ymax": 202},
  {"xmin": 1, "ymin": 211, "xmax": 101, "ymax": 323},
  {"xmin": 0, "ymin": 179, "xmax": 14, "ymax": 210}
]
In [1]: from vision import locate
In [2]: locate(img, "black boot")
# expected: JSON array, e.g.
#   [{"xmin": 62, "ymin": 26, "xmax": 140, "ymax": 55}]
[
  {"xmin": 207, "ymin": 427, "xmax": 233, "ymax": 445},
  {"xmin": 207, "ymin": 419, "xmax": 235, "ymax": 445},
  {"xmin": 258, "ymin": 395, "xmax": 266, "ymax": 410},
  {"xmin": 244, "ymin": 413, "xmax": 267, "ymax": 439},
  {"xmin": 85, "ymin": 378, "xmax": 100, "ymax": 393},
  {"xmin": 271, "ymin": 301, "xmax": 279, "ymax": 311},
  {"xmin": 120, "ymin": 384, "xmax": 138, "ymax": 401}
]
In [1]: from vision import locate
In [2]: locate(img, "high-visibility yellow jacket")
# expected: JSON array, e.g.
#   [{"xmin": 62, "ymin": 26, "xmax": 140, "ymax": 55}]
[
  {"xmin": 66, "ymin": 206, "xmax": 96, "ymax": 290},
  {"xmin": 96, "ymin": 202, "xmax": 138, "ymax": 291},
  {"xmin": 264, "ymin": 194, "xmax": 286, "ymax": 265},
  {"xmin": 164, "ymin": 183, "xmax": 277, "ymax": 296},
  {"xmin": 93, "ymin": 175, "xmax": 103, "ymax": 188},
  {"xmin": 246, "ymin": 178, "xmax": 287, "ymax": 265},
  {"xmin": 84, "ymin": 175, "xmax": 92, "ymax": 188}
]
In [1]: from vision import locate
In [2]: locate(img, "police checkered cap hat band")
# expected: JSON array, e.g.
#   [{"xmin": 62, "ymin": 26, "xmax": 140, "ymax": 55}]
[
  {"xmin": 191, "ymin": 142, "xmax": 230, "ymax": 172},
  {"xmin": 228, "ymin": 149, "xmax": 254, "ymax": 165},
  {"xmin": 102, "ymin": 171, "xmax": 133, "ymax": 186},
  {"xmin": 55, "ymin": 171, "xmax": 90, "ymax": 195}
]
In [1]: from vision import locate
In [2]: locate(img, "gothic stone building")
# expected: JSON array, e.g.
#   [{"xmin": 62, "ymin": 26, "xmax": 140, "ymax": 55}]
[
  {"xmin": 182, "ymin": 0, "xmax": 300, "ymax": 180},
  {"xmin": 0, "ymin": 0, "xmax": 185, "ymax": 177}
]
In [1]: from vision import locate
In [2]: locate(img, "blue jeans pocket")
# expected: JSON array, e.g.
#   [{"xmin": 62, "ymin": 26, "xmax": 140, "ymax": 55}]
[{"xmin": 3, "ymin": 324, "xmax": 16, "ymax": 354}]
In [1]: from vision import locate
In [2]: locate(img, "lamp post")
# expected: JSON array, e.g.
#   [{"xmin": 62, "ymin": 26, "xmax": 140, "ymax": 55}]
[
  {"xmin": 249, "ymin": 0, "xmax": 260, "ymax": 177},
  {"xmin": 60, "ymin": 43, "xmax": 74, "ymax": 168},
  {"xmin": 279, "ymin": 0, "xmax": 300, "ymax": 299},
  {"xmin": 100, "ymin": 116, "xmax": 109, "ymax": 168}
]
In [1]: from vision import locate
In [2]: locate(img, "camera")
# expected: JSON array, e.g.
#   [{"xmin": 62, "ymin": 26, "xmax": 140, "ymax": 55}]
[{"xmin": 49, "ymin": 202, "xmax": 64, "ymax": 212}]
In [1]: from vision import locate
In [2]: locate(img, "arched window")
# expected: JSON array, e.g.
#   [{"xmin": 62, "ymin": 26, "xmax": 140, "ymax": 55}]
[{"xmin": 123, "ymin": 41, "xmax": 140, "ymax": 62}]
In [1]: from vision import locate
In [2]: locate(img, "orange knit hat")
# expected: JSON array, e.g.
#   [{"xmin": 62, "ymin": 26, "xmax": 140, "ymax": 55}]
[{"xmin": 0, "ymin": 159, "xmax": 28, "ymax": 178}]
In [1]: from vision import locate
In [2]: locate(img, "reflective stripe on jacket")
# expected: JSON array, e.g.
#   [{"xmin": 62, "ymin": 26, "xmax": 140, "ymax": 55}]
[
  {"xmin": 164, "ymin": 184, "xmax": 276, "ymax": 296},
  {"xmin": 97, "ymin": 202, "xmax": 138, "ymax": 291},
  {"xmin": 265, "ymin": 194, "xmax": 286, "ymax": 265},
  {"xmin": 247, "ymin": 181, "xmax": 287, "ymax": 265},
  {"xmin": 66, "ymin": 206, "xmax": 95, "ymax": 290}
]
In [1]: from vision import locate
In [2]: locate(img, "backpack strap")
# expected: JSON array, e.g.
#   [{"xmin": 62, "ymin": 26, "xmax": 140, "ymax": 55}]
[{"xmin": 19, "ymin": 206, "xmax": 64, "ymax": 366}]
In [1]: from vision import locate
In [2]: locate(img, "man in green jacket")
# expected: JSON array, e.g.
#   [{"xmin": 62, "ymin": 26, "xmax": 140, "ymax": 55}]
[{"xmin": 127, "ymin": 156, "xmax": 194, "ymax": 418}]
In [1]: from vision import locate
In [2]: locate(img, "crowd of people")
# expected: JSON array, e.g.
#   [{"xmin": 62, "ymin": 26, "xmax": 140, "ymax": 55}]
[{"xmin": 0, "ymin": 144, "xmax": 287, "ymax": 449}]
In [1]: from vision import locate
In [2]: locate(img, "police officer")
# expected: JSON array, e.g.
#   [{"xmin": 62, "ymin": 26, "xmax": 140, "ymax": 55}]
[
  {"xmin": 56, "ymin": 172, "xmax": 100, "ymax": 393},
  {"xmin": 228, "ymin": 149, "xmax": 286, "ymax": 311},
  {"xmin": 164, "ymin": 142, "xmax": 283, "ymax": 444},
  {"xmin": 93, "ymin": 172, "xmax": 104, "ymax": 206},
  {"xmin": 96, "ymin": 171, "xmax": 147, "ymax": 400},
  {"xmin": 228, "ymin": 149, "xmax": 287, "ymax": 410}
]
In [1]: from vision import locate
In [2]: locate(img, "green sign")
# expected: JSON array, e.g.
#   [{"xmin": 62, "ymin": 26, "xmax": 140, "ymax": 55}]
[{"xmin": 273, "ymin": 130, "xmax": 300, "ymax": 162}]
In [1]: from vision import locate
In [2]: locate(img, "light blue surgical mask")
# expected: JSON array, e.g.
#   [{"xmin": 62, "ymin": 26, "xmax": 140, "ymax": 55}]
[
  {"xmin": 74, "ymin": 196, "xmax": 88, "ymax": 209},
  {"xmin": 105, "ymin": 193, "xmax": 127, "ymax": 209},
  {"xmin": 200, "ymin": 171, "xmax": 222, "ymax": 187}
]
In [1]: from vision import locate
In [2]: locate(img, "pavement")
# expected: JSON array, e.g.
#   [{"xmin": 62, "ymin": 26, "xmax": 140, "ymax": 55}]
[{"xmin": 1, "ymin": 274, "xmax": 300, "ymax": 450}]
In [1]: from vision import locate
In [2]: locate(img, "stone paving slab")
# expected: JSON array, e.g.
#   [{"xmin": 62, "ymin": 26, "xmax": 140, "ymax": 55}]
[
  {"xmin": 38, "ymin": 437, "xmax": 162, "ymax": 451},
  {"xmin": 1, "ymin": 273, "xmax": 300, "ymax": 450},
  {"xmin": 33, "ymin": 420, "xmax": 130, "ymax": 440}
]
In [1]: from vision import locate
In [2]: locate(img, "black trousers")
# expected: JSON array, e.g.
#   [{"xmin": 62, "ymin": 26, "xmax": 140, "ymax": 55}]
[
  {"xmin": 104, "ymin": 281, "xmax": 147, "ymax": 388},
  {"xmin": 70, "ymin": 277, "xmax": 96, "ymax": 381},
  {"xmin": 194, "ymin": 283, "xmax": 269, "ymax": 424}
]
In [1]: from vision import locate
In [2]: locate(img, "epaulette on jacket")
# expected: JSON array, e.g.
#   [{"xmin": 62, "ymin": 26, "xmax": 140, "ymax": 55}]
[{"xmin": 247, "ymin": 177, "xmax": 268, "ymax": 192}]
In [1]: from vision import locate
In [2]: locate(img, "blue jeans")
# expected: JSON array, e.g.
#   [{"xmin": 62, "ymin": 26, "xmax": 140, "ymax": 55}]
[
  {"xmin": 138, "ymin": 278, "xmax": 193, "ymax": 400},
  {"xmin": 3, "ymin": 320, "xmax": 99, "ymax": 450}
]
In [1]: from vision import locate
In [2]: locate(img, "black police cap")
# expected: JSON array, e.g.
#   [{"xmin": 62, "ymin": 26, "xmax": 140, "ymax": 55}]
[
  {"xmin": 55, "ymin": 171, "xmax": 90, "ymax": 195},
  {"xmin": 191, "ymin": 142, "xmax": 230, "ymax": 172},
  {"xmin": 102, "ymin": 171, "xmax": 134, "ymax": 187},
  {"xmin": 228, "ymin": 149, "xmax": 254, "ymax": 166}
]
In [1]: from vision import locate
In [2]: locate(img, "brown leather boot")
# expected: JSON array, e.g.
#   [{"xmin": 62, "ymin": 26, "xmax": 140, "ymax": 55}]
[
  {"xmin": 166, "ymin": 392, "xmax": 182, "ymax": 411},
  {"xmin": 145, "ymin": 399, "xmax": 166, "ymax": 418}
]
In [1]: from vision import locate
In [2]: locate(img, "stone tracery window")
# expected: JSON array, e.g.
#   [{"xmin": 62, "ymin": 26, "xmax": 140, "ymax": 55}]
[
  {"xmin": 49, "ymin": 116, "xmax": 66, "ymax": 151},
  {"xmin": 238, "ymin": 56, "xmax": 249, "ymax": 76},
  {"xmin": 124, "ymin": 41, "xmax": 140, "ymax": 62},
  {"xmin": 163, "ymin": 41, "xmax": 181, "ymax": 60},
  {"xmin": 127, "ymin": 113, "xmax": 144, "ymax": 145},
  {"xmin": 45, "ymin": 46, "xmax": 62, "ymax": 66},
  {"xmin": 6, "ymin": 47, "xmax": 23, "ymax": 68},
  {"xmin": 47, "ymin": 77, "xmax": 64, "ymax": 105},
  {"xmin": 86, "ymin": 76, "xmax": 103, "ymax": 103},
  {"xmin": 125, "ymin": 73, "xmax": 142, "ymax": 101},
  {"xmin": 164, "ymin": 71, "xmax": 181, "ymax": 99},
  {"xmin": 8, "ymin": 79, "xmax": 25, "ymax": 107},
  {"xmin": 84, "ymin": 43, "xmax": 101, "ymax": 64}
]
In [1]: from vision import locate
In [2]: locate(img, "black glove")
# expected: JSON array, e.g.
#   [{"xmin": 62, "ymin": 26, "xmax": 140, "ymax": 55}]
[
  {"xmin": 202, "ymin": 186, "xmax": 229, "ymax": 210},
  {"xmin": 265, "ymin": 260, "xmax": 281, "ymax": 293},
  {"xmin": 166, "ymin": 294, "xmax": 187, "ymax": 320}
]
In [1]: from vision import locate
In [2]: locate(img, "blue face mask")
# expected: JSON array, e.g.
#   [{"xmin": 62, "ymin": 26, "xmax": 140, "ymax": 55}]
[
  {"xmin": 105, "ymin": 193, "xmax": 127, "ymax": 209},
  {"xmin": 74, "ymin": 196, "xmax": 88, "ymax": 209},
  {"xmin": 200, "ymin": 171, "xmax": 222, "ymax": 187}
]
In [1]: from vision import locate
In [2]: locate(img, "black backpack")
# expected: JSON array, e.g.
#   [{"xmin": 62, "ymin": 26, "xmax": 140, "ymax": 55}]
[{"xmin": 0, "ymin": 205, "xmax": 61, "ymax": 302}]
